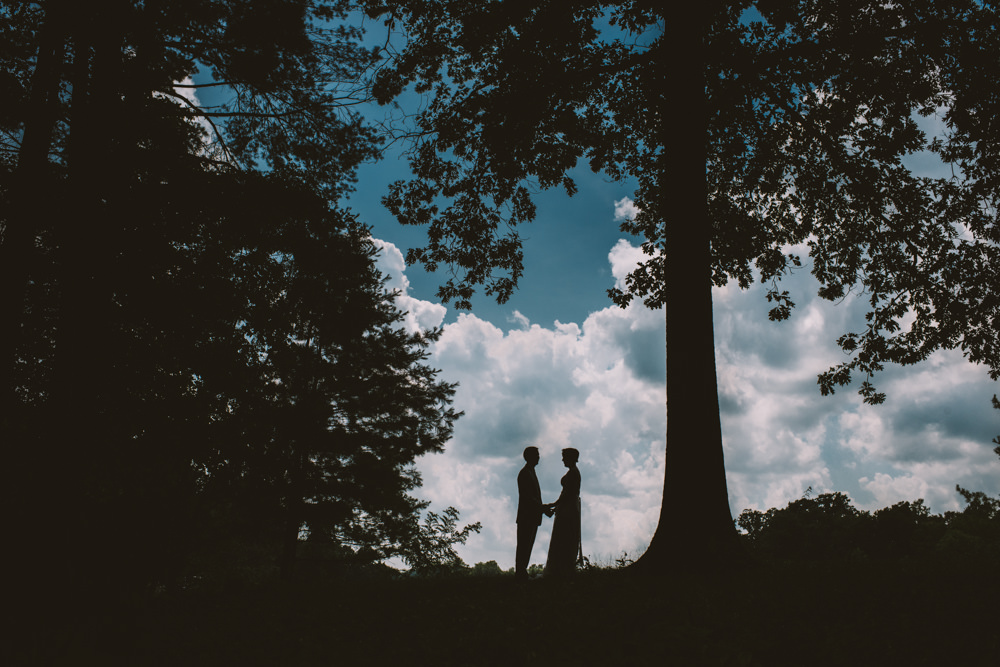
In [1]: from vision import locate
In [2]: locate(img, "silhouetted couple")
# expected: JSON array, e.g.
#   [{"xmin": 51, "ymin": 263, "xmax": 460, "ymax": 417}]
[{"xmin": 516, "ymin": 446, "xmax": 581, "ymax": 579}]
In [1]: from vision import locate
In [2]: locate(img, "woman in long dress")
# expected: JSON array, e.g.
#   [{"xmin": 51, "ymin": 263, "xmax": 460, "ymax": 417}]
[{"xmin": 543, "ymin": 447, "xmax": 581, "ymax": 576}]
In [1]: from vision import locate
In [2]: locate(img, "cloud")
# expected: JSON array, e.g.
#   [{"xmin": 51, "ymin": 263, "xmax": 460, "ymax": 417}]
[
  {"xmin": 712, "ymin": 259, "xmax": 1000, "ymax": 518},
  {"xmin": 171, "ymin": 76, "xmax": 201, "ymax": 108},
  {"xmin": 373, "ymin": 230, "xmax": 1000, "ymax": 570},
  {"xmin": 159, "ymin": 77, "xmax": 215, "ymax": 140},
  {"xmin": 613, "ymin": 197, "xmax": 640, "ymax": 222},
  {"xmin": 371, "ymin": 238, "xmax": 447, "ymax": 333},
  {"xmin": 507, "ymin": 310, "xmax": 530, "ymax": 330},
  {"xmin": 859, "ymin": 472, "xmax": 931, "ymax": 509},
  {"xmin": 405, "ymin": 241, "xmax": 667, "ymax": 567},
  {"xmin": 608, "ymin": 238, "xmax": 648, "ymax": 292}
]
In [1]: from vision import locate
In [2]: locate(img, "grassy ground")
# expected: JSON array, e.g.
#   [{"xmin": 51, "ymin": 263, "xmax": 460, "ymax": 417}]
[{"xmin": 18, "ymin": 561, "xmax": 999, "ymax": 666}]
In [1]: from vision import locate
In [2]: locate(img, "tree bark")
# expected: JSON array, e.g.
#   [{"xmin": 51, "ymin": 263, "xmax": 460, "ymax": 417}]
[
  {"xmin": 0, "ymin": 3, "xmax": 66, "ymax": 428},
  {"xmin": 5, "ymin": 5, "xmax": 73, "ymax": 609},
  {"xmin": 631, "ymin": 3, "xmax": 741, "ymax": 573},
  {"xmin": 45, "ymin": 2, "xmax": 131, "ymax": 594}
]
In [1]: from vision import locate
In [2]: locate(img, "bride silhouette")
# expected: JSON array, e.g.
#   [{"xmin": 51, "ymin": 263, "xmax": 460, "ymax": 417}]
[{"xmin": 543, "ymin": 447, "xmax": 581, "ymax": 576}]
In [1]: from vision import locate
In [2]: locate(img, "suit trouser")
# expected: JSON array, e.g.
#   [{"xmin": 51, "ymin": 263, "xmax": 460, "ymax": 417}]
[{"xmin": 516, "ymin": 521, "xmax": 539, "ymax": 574}]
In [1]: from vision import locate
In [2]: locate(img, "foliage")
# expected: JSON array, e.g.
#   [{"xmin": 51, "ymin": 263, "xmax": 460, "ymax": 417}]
[
  {"xmin": 735, "ymin": 395, "xmax": 1000, "ymax": 565},
  {"xmin": 361, "ymin": 0, "xmax": 652, "ymax": 309},
  {"xmin": 2, "ymin": 0, "xmax": 383, "ymax": 406},
  {"xmin": 381, "ymin": 506, "xmax": 481, "ymax": 576},
  {"xmin": 364, "ymin": 0, "xmax": 1000, "ymax": 400},
  {"xmin": 737, "ymin": 491, "xmax": 870, "ymax": 561},
  {"xmin": 470, "ymin": 560, "xmax": 504, "ymax": 577},
  {"xmin": 181, "ymin": 194, "xmax": 468, "ymax": 581},
  {"xmin": 1, "ymin": 1, "xmax": 474, "ymax": 592},
  {"xmin": 736, "ymin": 485, "xmax": 1000, "ymax": 565}
]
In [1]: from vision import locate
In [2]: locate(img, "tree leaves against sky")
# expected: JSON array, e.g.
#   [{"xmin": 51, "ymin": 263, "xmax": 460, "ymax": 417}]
[{"xmin": 364, "ymin": 0, "xmax": 1000, "ymax": 404}]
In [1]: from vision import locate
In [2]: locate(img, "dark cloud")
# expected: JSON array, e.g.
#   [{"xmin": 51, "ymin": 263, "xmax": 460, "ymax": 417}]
[{"xmin": 892, "ymin": 388, "xmax": 997, "ymax": 444}]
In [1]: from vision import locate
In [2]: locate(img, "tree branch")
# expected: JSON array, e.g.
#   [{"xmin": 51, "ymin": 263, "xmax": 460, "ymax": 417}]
[{"xmin": 154, "ymin": 89, "xmax": 239, "ymax": 165}]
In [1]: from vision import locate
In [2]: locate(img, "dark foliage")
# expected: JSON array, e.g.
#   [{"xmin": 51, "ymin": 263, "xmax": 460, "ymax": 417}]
[
  {"xmin": 365, "ymin": 0, "xmax": 1000, "ymax": 398},
  {"xmin": 1, "ymin": 1, "xmax": 474, "ymax": 600},
  {"xmin": 737, "ymin": 488, "xmax": 1000, "ymax": 565}
]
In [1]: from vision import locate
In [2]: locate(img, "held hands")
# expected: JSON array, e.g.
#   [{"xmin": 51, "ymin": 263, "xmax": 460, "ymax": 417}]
[{"xmin": 543, "ymin": 503, "xmax": 556, "ymax": 518}]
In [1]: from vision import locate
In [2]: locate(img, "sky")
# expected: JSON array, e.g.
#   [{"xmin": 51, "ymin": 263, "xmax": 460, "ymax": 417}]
[{"xmin": 346, "ymin": 135, "xmax": 1000, "ymax": 572}]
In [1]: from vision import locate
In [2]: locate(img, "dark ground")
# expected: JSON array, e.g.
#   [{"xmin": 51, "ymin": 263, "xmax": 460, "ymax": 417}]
[{"xmin": 14, "ymin": 561, "xmax": 999, "ymax": 666}]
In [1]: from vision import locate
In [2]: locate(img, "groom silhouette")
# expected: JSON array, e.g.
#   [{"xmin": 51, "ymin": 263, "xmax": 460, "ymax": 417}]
[{"xmin": 516, "ymin": 446, "xmax": 550, "ymax": 579}]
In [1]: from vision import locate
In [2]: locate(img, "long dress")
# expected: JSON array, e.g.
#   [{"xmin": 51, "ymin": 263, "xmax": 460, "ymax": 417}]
[{"xmin": 544, "ymin": 465, "xmax": 581, "ymax": 576}]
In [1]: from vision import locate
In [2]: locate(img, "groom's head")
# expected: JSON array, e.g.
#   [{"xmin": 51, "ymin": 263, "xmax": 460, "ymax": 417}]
[{"xmin": 523, "ymin": 446, "xmax": 540, "ymax": 465}]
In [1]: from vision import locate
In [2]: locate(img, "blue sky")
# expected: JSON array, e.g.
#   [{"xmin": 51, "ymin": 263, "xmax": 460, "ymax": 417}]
[
  {"xmin": 346, "ymin": 9, "xmax": 647, "ymax": 329},
  {"xmin": 349, "ymin": 156, "xmax": 642, "ymax": 328}
]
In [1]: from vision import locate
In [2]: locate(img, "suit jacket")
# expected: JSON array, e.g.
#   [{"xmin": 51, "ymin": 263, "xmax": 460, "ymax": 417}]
[{"xmin": 517, "ymin": 464, "xmax": 543, "ymax": 526}]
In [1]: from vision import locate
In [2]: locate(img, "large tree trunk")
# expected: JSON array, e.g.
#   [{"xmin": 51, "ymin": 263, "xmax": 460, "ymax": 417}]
[
  {"xmin": 0, "ymin": 4, "xmax": 67, "ymax": 427},
  {"xmin": 46, "ymin": 3, "xmax": 133, "ymax": 595},
  {"xmin": 6, "ymin": 5, "xmax": 73, "ymax": 612},
  {"xmin": 631, "ymin": 3, "xmax": 741, "ymax": 573}
]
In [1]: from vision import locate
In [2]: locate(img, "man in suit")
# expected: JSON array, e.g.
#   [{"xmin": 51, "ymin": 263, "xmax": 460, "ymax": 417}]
[{"xmin": 516, "ymin": 446, "xmax": 550, "ymax": 579}]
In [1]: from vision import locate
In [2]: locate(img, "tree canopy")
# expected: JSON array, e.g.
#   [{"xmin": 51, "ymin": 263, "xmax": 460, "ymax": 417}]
[
  {"xmin": 1, "ymin": 0, "xmax": 474, "ymax": 592},
  {"xmin": 366, "ymin": 0, "xmax": 1000, "ymax": 398}
]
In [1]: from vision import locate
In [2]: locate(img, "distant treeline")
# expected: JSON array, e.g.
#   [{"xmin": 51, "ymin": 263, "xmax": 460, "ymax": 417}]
[{"xmin": 735, "ymin": 486, "xmax": 1000, "ymax": 565}]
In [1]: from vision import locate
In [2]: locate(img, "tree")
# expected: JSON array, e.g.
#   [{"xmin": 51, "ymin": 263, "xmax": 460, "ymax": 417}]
[
  {"xmin": 1, "ymin": 1, "xmax": 473, "ymax": 593},
  {"xmin": 395, "ymin": 507, "xmax": 482, "ymax": 575},
  {"xmin": 734, "ymin": 491, "xmax": 997, "ymax": 564},
  {"xmin": 1, "ymin": 0, "xmax": 381, "ymax": 411},
  {"xmin": 179, "ymin": 194, "xmax": 467, "ymax": 581},
  {"xmin": 736, "ymin": 491, "xmax": 870, "ymax": 562},
  {"xmin": 362, "ymin": 0, "xmax": 1000, "ymax": 570}
]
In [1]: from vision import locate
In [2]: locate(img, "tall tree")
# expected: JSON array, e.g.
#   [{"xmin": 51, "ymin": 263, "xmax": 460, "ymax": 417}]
[
  {"xmin": 1, "ymin": 0, "xmax": 381, "ymax": 408},
  {"xmin": 1, "ymin": 0, "xmax": 471, "ymax": 593},
  {"xmin": 363, "ymin": 0, "xmax": 1000, "ymax": 569}
]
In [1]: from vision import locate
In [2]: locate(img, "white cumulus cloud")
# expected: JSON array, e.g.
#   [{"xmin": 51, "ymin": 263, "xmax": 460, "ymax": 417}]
[
  {"xmin": 371, "ymin": 229, "xmax": 1000, "ymax": 570},
  {"xmin": 613, "ymin": 196, "xmax": 641, "ymax": 222},
  {"xmin": 408, "ymin": 240, "xmax": 668, "ymax": 567},
  {"xmin": 372, "ymin": 238, "xmax": 447, "ymax": 333}
]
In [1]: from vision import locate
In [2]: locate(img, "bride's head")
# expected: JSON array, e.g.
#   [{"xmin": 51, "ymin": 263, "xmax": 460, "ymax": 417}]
[{"xmin": 561, "ymin": 448, "xmax": 580, "ymax": 467}]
